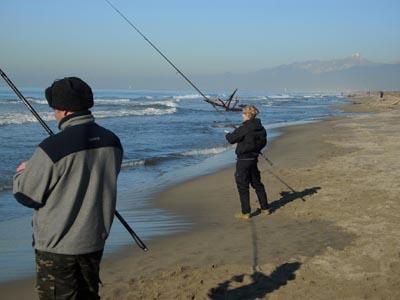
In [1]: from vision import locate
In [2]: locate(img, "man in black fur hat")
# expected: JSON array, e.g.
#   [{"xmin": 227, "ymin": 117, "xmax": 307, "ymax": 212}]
[{"xmin": 13, "ymin": 77, "xmax": 123, "ymax": 299}]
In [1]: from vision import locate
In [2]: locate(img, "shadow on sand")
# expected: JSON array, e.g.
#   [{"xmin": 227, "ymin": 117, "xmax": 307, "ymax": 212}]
[
  {"xmin": 207, "ymin": 262, "xmax": 301, "ymax": 300},
  {"xmin": 208, "ymin": 219, "xmax": 302, "ymax": 299},
  {"xmin": 268, "ymin": 186, "xmax": 321, "ymax": 214},
  {"xmin": 249, "ymin": 186, "xmax": 321, "ymax": 218}
]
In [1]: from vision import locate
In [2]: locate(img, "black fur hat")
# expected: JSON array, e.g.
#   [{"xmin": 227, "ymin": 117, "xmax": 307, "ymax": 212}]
[{"xmin": 45, "ymin": 77, "xmax": 93, "ymax": 111}]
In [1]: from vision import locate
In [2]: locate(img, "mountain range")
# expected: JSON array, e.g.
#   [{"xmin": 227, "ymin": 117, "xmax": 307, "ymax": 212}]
[
  {"xmin": 189, "ymin": 53, "xmax": 400, "ymax": 92},
  {"xmin": 139, "ymin": 53, "xmax": 399, "ymax": 92}
]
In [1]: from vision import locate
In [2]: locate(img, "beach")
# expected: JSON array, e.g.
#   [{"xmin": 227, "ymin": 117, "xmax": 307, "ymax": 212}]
[
  {"xmin": 0, "ymin": 90, "xmax": 345, "ymax": 283},
  {"xmin": 2, "ymin": 92, "xmax": 400, "ymax": 299}
]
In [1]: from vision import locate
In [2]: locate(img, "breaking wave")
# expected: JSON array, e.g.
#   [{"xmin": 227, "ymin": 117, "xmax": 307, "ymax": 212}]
[
  {"xmin": 0, "ymin": 181, "xmax": 12, "ymax": 192},
  {"xmin": 173, "ymin": 94, "xmax": 205, "ymax": 101},
  {"xmin": 94, "ymin": 98, "xmax": 131, "ymax": 105},
  {"xmin": 181, "ymin": 146, "xmax": 231, "ymax": 156},
  {"xmin": 94, "ymin": 98, "xmax": 178, "ymax": 107},
  {"xmin": 0, "ymin": 103, "xmax": 177, "ymax": 126},
  {"xmin": 211, "ymin": 121, "xmax": 239, "ymax": 129},
  {"xmin": 93, "ymin": 107, "xmax": 177, "ymax": 118},
  {"xmin": 120, "ymin": 146, "xmax": 232, "ymax": 171},
  {"xmin": 121, "ymin": 156, "xmax": 173, "ymax": 170},
  {"xmin": 0, "ymin": 99, "xmax": 19, "ymax": 105},
  {"xmin": 0, "ymin": 112, "xmax": 55, "ymax": 126},
  {"xmin": 121, "ymin": 159, "xmax": 146, "ymax": 169},
  {"xmin": 267, "ymin": 94, "xmax": 293, "ymax": 100},
  {"xmin": 0, "ymin": 98, "xmax": 47, "ymax": 105},
  {"xmin": 0, "ymin": 97, "xmax": 179, "ymax": 107}
]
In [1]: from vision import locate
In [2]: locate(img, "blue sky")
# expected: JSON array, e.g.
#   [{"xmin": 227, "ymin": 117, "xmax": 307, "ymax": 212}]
[{"xmin": 1, "ymin": 0, "xmax": 399, "ymax": 88}]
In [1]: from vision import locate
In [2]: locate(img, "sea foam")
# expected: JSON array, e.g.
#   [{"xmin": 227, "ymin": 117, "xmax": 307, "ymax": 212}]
[{"xmin": 181, "ymin": 146, "xmax": 231, "ymax": 156}]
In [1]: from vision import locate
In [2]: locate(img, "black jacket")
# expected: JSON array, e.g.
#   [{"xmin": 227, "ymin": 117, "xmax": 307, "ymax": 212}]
[{"xmin": 225, "ymin": 118, "xmax": 267, "ymax": 158}]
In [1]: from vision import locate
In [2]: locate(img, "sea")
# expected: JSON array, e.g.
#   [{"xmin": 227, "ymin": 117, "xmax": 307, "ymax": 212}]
[{"xmin": 0, "ymin": 87, "xmax": 348, "ymax": 282}]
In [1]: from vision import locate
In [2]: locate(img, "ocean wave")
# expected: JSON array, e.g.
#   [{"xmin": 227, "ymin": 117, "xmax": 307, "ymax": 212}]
[
  {"xmin": 173, "ymin": 94, "xmax": 204, "ymax": 101},
  {"xmin": 94, "ymin": 98, "xmax": 179, "ymax": 109},
  {"xmin": 0, "ymin": 98, "xmax": 43, "ymax": 105},
  {"xmin": 181, "ymin": 146, "xmax": 231, "ymax": 156},
  {"xmin": 247, "ymin": 96, "xmax": 269, "ymax": 101},
  {"xmin": 93, "ymin": 107, "xmax": 177, "ymax": 118},
  {"xmin": 0, "ymin": 99, "xmax": 20, "ymax": 104},
  {"xmin": 121, "ymin": 146, "xmax": 232, "ymax": 170},
  {"xmin": 28, "ymin": 99, "xmax": 47, "ymax": 105},
  {"xmin": 0, "ymin": 96, "xmax": 180, "ymax": 112},
  {"xmin": 121, "ymin": 156, "xmax": 172, "ymax": 170},
  {"xmin": 267, "ymin": 95, "xmax": 293, "ymax": 100},
  {"xmin": 149, "ymin": 100, "xmax": 178, "ymax": 108},
  {"xmin": 0, "ymin": 105, "xmax": 177, "ymax": 126},
  {"xmin": 0, "ymin": 182, "xmax": 12, "ymax": 192},
  {"xmin": 211, "ymin": 121, "xmax": 239, "ymax": 129},
  {"xmin": 301, "ymin": 94, "xmax": 330, "ymax": 99},
  {"xmin": 1, "ymin": 98, "xmax": 49, "ymax": 105},
  {"xmin": 257, "ymin": 96, "xmax": 270, "ymax": 100},
  {"xmin": 0, "ymin": 112, "xmax": 55, "ymax": 126},
  {"xmin": 94, "ymin": 98, "xmax": 132, "ymax": 105},
  {"xmin": 121, "ymin": 159, "xmax": 146, "ymax": 169}
]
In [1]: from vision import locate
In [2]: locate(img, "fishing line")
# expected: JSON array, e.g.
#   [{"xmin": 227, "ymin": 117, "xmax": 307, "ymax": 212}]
[
  {"xmin": 105, "ymin": 1, "xmax": 301, "ymax": 215},
  {"xmin": 104, "ymin": 0, "xmax": 205, "ymax": 98},
  {"xmin": 259, "ymin": 153, "xmax": 306, "ymax": 202},
  {"xmin": 104, "ymin": 0, "xmax": 223, "ymax": 112}
]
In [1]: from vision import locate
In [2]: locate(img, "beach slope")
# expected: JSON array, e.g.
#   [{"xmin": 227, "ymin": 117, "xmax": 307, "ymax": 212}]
[{"xmin": 98, "ymin": 92, "xmax": 400, "ymax": 299}]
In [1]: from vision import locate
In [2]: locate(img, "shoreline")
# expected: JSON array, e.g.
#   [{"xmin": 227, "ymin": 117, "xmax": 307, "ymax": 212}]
[
  {"xmin": 0, "ymin": 114, "xmax": 336, "ymax": 298},
  {"xmin": 0, "ymin": 118, "xmax": 322, "ymax": 286},
  {"xmin": 3, "ymin": 93, "xmax": 400, "ymax": 298},
  {"xmin": 101, "ymin": 92, "xmax": 400, "ymax": 299},
  {"xmin": 96, "ymin": 116, "xmax": 358, "ymax": 299}
]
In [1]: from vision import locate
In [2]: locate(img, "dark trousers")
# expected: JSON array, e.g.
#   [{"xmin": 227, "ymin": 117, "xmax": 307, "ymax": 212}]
[
  {"xmin": 235, "ymin": 159, "xmax": 268, "ymax": 214},
  {"xmin": 35, "ymin": 249, "xmax": 103, "ymax": 300}
]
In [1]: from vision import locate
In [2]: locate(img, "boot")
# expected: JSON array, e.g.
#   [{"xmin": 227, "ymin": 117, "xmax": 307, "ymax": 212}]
[{"xmin": 234, "ymin": 212, "xmax": 250, "ymax": 220}]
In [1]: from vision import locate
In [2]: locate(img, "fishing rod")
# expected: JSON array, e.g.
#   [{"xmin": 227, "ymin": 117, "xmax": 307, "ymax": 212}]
[
  {"xmin": 0, "ymin": 68, "xmax": 149, "ymax": 252},
  {"xmin": 259, "ymin": 153, "xmax": 306, "ymax": 202},
  {"xmin": 104, "ymin": 0, "xmax": 223, "ymax": 110}
]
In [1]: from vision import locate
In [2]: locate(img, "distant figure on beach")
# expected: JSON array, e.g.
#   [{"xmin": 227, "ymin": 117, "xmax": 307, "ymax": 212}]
[
  {"xmin": 13, "ymin": 77, "xmax": 123, "ymax": 299},
  {"xmin": 225, "ymin": 105, "xmax": 269, "ymax": 220},
  {"xmin": 380, "ymin": 91, "xmax": 384, "ymax": 98}
]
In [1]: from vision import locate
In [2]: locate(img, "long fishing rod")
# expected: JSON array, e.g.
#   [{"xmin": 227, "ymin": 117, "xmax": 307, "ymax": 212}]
[
  {"xmin": 0, "ymin": 68, "xmax": 149, "ymax": 252},
  {"xmin": 104, "ymin": 0, "xmax": 218, "ymax": 109},
  {"xmin": 259, "ymin": 153, "xmax": 306, "ymax": 202}
]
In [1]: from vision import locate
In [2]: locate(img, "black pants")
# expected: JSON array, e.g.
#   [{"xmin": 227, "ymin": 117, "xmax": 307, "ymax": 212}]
[
  {"xmin": 235, "ymin": 159, "xmax": 268, "ymax": 214},
  {"xmin": 35, "ymin": 249, "xmax": 103, "ymax": 300}
]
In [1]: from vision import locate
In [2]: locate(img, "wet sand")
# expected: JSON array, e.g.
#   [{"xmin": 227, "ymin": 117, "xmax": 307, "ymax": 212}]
[{"xmin": 2, "ymin": 92, "xmax": 400, "ymax": 299}]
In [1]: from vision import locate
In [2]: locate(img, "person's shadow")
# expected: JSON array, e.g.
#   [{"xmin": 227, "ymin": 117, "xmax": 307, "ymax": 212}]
[
  {"xmin": 208, "ymin": 262, "xmax": 301, "ymax": 300},
  {"xmin": 249, "ymin": 186, "xmax": 321, "ymax": 217},
  {"xmin": 261, "ymin": 186, "xmax": 321, "ymax": 216}
]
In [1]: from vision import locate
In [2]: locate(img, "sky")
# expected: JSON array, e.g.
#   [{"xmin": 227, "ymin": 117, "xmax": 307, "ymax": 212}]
[{"xmin": 1, "ymin": 0, "xmax": 400, "ymax": 88}]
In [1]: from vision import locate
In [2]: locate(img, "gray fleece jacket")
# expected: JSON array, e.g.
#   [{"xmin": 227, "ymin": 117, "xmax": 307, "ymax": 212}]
[{"xmin": 13, "ymin": 111, "xmax": 123, "ymax": 255}]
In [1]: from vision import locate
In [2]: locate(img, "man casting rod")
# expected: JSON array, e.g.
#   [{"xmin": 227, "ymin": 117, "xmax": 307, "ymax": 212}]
[
  {"xmin": 107, "ymin": 0, "xmax": 298, "ymax": 202},
  {"xmin": 0, "ymin": 68, "xmax": 149, "ymax": 252}
]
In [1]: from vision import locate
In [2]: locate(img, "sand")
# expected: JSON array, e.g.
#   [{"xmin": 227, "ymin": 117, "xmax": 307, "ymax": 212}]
[{"xmin": 2, "ymin": 92, "xmax": 400, "ymax": 299}]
